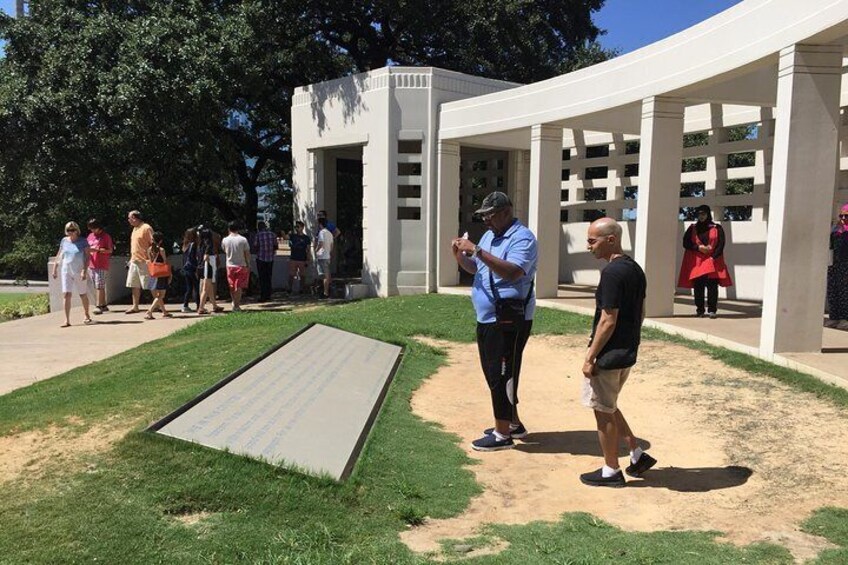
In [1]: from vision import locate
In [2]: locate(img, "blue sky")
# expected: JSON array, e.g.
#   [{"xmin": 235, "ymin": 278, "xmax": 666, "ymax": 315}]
[
  {"xmin": 0, "ymin": 1, "xmax": 743, "ymax": 57},
  {"xmin": 595, "ymin": 0, "xmax": 744, "ymax": 54}
]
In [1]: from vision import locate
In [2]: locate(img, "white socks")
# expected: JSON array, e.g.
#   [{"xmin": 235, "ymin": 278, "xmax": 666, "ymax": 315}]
[
  {"xmin": 630, "ymin": 447, "xmax": 644, "ymax": 464},
  {"xmin": 601, "ymin": 465, "xmax": 620, "ymax": 478},
  {"xmin": 493, "ymin": 430, "xmax": 510, "ymax": 441}
]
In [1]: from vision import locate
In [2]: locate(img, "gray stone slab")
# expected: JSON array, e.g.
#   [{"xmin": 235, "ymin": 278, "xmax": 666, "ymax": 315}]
[{"xmin": 150, "ymin": 323, "xmax": 402, "ymax": 480}]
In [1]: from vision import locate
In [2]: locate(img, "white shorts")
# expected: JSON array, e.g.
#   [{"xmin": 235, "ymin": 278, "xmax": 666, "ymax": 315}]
[
  {"xmin": 61, "ymin": 268, "xmax": 89, "ymax": 295},
  {"xmin": 125, "ymin": 260, "xmax": 149, "ymax": 289},
  {"xmin": 316, "ymin": 259, "xmax": 330, "ymax": 276}
]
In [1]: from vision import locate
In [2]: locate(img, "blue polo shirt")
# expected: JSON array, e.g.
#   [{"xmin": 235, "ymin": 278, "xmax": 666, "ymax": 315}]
[{"xmin": 471, "ymin": 219, "xmax": 538, "ymax": 323}]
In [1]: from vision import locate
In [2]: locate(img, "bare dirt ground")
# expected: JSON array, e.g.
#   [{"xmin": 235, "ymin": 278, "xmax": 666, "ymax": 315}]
[
  {"xmin": 0, "ymin": 418, "xmax": 131, "ymax": 484},
  {"xmin": 402, "ymin": 335, "xmax": 848, "ymax": 562}
]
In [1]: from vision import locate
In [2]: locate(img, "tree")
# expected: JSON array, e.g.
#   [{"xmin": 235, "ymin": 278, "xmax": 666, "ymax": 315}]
[{"xmin": 0, "ymin": 0, "xmax": 613, "ymax": 275}]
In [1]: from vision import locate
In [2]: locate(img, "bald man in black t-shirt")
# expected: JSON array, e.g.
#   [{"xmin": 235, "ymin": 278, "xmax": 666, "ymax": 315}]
[{"xmin": 580, "ymin": 217, "xmax": 657, "ymax": 488}]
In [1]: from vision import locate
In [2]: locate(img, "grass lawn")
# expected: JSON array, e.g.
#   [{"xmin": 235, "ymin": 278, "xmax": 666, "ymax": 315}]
[
  {"xmin": 0, "ymin": 294, "xmax": 846, "ymax": 563},
  {"xmin": 0, "ymin": 292, "xmax": 48, "ymax": 321}
]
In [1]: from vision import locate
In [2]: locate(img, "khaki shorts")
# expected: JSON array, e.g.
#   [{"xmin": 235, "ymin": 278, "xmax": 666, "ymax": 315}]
[
  {"xmin": 125, "ymin": 260, "xmax": 149, "ymax": 289},
  {"xmin": 581, "ymin": 366, "xmax": 631, "ymax": 413}
]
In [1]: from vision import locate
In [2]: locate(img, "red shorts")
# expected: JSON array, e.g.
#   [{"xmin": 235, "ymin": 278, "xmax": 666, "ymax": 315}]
[{"xmin": 227, "ymin": 266, "xmax": 250, "ymax": 290}]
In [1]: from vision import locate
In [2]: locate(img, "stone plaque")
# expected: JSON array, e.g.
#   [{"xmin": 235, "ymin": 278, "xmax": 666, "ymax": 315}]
[{"xmin": 149, "ymin": 323, "xmax": 403, "ymax": 480}]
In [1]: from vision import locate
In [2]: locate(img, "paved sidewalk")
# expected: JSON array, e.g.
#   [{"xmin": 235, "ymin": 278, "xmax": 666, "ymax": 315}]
[{"xmin": 0, "ymin": 308, "xmax": 210, "ymax": 396}]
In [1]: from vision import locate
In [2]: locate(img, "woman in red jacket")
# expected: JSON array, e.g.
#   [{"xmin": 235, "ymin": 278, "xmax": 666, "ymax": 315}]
[{"xmin": 678, "ymin": 205, "xmax": 733, "ymax": 318}]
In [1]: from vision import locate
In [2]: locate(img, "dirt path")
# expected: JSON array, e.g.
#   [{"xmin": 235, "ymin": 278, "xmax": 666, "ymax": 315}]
[{"xmin": 402, "ymin": 335, "xmax": 848, "ymax": 562}]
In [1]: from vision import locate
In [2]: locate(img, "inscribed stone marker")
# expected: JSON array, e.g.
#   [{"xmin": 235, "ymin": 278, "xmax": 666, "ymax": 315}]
[{"xmin": 149, "ymin": 324, "xmax": 403, "ymax": 480}]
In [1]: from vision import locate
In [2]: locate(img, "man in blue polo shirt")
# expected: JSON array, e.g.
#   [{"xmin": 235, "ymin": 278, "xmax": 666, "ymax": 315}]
[{"xmin": 452, "ymin": 191, "xmax": 538, "ymax": 451}]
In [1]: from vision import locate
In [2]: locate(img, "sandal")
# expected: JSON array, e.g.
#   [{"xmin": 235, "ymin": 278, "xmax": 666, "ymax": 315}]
[
  {"xmin": 83, "ymin": 318, "xmax": 93, "ymax": 325},
  {"xmin": 144, "ymin": 313, "xmax": 154, "ymax": 320},
  {"xmin": 162, "ymin": 312, "xmax": 173, "ymax": 318},
  {"xmin": 197, "ymin": 309, "xmax": 209, "ymax": 315},
  {"xmin": 124, "ymin": 308, "xmax": 140, "ymax": 314},
  {"xmin": 60, "ymin": 322, "xmax": 71, "ymax": 328}
]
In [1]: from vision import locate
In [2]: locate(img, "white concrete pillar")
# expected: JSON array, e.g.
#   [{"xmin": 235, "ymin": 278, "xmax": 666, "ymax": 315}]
[
  {"xmin": 634, "ymin": 96, "xmax": 686, "ymax": 317},
  {"xmin": 509, "ymin": 150, "xmax": 531, "ymax": 226},
  {"xmin": 528, "ymin": 124, "xmax": 563, "ymax": 298},
  {"xmin": 437, "ymin": 140, "xmax": 461, "ymax": 287},
  {"xmin": 307, "ymin": 149, "xmax": 326, "ymax": 231},
  {"xmin": 760, "ymin": 44, "xmax": 843, "ymax": 356}
]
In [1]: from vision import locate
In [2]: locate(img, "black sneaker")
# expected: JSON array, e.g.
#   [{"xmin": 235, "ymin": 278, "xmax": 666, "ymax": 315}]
[
  {"xmin": 483, "ymin": 424, "xmax": 528, "ymax": 439},
  {"xmin": 625, "ymin": 453, "xmax": 657, "ymax": 477},
  {"xmin": 471, "ymin": 434, "xmax": 514, "ymax": 452},
  {"xmin": 580, "ymin": 468, "xmax": 625, "ymax": 488}
]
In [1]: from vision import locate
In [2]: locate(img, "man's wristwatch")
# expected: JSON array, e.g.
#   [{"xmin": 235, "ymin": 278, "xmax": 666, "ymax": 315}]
[{"xmin": 471, "ymin": 245, "xmax": 481, "ymax": 259}]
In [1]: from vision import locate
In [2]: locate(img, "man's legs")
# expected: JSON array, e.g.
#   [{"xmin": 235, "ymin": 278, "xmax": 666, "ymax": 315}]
[
  {"xmin": 593, "ymin": 410, "xmax": 620, "ymax": 469},
  {"xmin": 323, "ymin": 271, "xmax": 331, "ymax": 298},
  {"xmin": 257, "ymin": 260, "xmax": 272, "ymax": 300}
]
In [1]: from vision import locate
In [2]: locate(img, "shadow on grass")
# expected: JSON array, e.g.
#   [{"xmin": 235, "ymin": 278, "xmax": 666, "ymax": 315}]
[
  {"xmin": 626, "ymin": 465, "xmax": 753, "ymax": 492},
  {"xmin": 515, "ymin": 430, "xmax": 651, "ymax": 456}
]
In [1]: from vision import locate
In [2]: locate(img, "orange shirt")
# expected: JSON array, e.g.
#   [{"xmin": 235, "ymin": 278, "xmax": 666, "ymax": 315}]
[{"xmin": 131, "ymin": 223, "xmax": 153, "ymax": 262}]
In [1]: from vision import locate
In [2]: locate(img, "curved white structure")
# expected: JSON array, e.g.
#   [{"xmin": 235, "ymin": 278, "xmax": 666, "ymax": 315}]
[{"xmin": 292, "ymin": 0, "xmax": 848, "ymax": 359}]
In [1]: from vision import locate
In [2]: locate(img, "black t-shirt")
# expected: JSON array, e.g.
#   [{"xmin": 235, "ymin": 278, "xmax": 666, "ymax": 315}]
[
  {"xmin": 289, "ymin": 233, "xmax": 311, "ymax": 262},
  {"xmin": 590, "ymin": 255, "xmax": 647, "ymax": 369}
]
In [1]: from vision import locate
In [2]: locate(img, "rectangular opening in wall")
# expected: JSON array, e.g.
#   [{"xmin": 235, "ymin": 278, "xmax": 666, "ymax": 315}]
[
  {"xmin": 561, "ymin": 189, "xmax": 570, "ymax": 202},
  {"xmin": 398, "ymin": 184, "xmax": 421, "ymax": 198},
  {"xmin": 583, "ymin": 209, "xmax": 606, "ymax": 222},
  {"xmin": 727, "ymin": 151, "xmax": 755, "ymax": 168},
  {"xmin": 724, "ymin": 206, "xmax": 752, "ymax": 221},
  {"xmin": 398, "ymin": 140, "xmax": 423, "ymax": 154},
  {"xmin": 560, "ymin": 210, "xmax": 569, "ymax": 222},
  {"xmin": 682, "ymin": 157, "xmax": 707, "ymax": 172},
  {"xmin": 624, "ymin": 186, "xmax": 638, "ymax": 200},
  {"xmin": 586, "ymin": 144, "xmax": 610, "ymax": 159},
  {"xmin": 622, "ymin": 209, "xmax": 637, "ymax": 221},
  {"xmin": 471, "ymin": 177, "xmax": 487, "ymax": 190},
  {"xmin": 680, "ymin": 182, "xmax": 706, "ymax": 198},
  {"xmin": 726, "ymin": 178, "xmax": 754, "ymax": 195},
  {"xmin": 727, "ymin": 123, "xmax": 759, "ymax": 141},
  {"xmin": 496, "ymin": 159, "xmax": 504, "ymax": 170},
  {"xmin": 472, "ymin": 160, "xmax": 488, "ymax": 171},
  {"xmin": 398, "ymin": 162, "xmax": 422, "ymax": 176},
  {"xmin": 683, "ymin": 131, "xmax": 709, "ymax": 147},
  {"xmin": 585, "ymin": 166, "xmax": 608, "ymax": 180},
  {"xmin": 679, "ymin": 207, "xmax": 699, "ymax": 221},
  {"xmin": 496, "ymin": 176, "xmax": 505, "ymax": 188},
  {"xmin": 624, "ymin": 163, "xmax": 639, "ymax": 177},
  {"xmin": 397, "ymin": 207, "xmax": 421, "ymax": 220},
  {"xmin": 562, "ymin": 149, "xmax": 571, "ymax": 161},
  {"xmin": 585, "ymin": 188, "xmax": 606, "ymax": 201},
  {"xmin": 625, "ymin": 141, "xmax": 640, "ymax": 155},
  {"xmin": 562, "ymin": 168, "xmax": 570, "ymax": 181}
]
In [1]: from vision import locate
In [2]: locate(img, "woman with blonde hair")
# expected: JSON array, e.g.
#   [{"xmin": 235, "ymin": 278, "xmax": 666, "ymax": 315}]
[{"xmin": 51, "ymin": 221, "xmax": 92, "ymax": 327}]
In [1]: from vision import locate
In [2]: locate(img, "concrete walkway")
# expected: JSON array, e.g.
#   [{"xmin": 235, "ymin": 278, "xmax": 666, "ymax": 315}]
[
  {"xmin": 0, "ymin": 308, "xmax": 209, "ymax": 396},
  {"xmin": 440, "ymin": 284, "xmax": 848, "ymax": 390}
]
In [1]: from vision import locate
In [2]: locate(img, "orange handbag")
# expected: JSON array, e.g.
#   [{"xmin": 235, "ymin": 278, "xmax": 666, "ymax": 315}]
[{"xmin": 147, "ymin": 260, "xmax": 171, "ymax": 278}]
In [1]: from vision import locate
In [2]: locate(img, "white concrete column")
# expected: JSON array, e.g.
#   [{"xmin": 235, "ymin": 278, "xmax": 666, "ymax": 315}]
[
  {"xmin": 437, "ymin": 140, "xmax": 461, "ymax": 287},
  {"xmin": 528, "ymin": 124, "xmax": 563, "ymax": 298},
  {"xmin": 307, "ymin": 149, "xmax": 326, "ymax": 231},
  {"xmin": 760, "ymin": 44, "xmax": 843, "ymax": 356},
  {"xmin": 634, "ymin": 96, "xmax": 686, "ymax": 317},
  {"xmin": 509, "ymin": 150, "xmax": 531, "ymax": 226}
]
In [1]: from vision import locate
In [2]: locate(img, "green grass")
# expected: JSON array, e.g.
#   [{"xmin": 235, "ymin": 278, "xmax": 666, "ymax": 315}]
[
  {"xmin": 0, "ymin": 294, "xmax": 844, "ymax": 564},
  {"xmin": 0, "ymin": 292, "xmax": 48, "ymax": 321}
]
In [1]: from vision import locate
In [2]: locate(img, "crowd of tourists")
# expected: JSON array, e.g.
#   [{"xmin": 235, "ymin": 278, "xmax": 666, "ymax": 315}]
[{"xmin": 52, "ymin": 208, "xmax": 339, "ymax": 327}]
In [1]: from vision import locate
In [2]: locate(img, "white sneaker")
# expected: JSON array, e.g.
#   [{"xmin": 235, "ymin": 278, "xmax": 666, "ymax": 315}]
[{"xmin": 180, "ymin": 306, "xmax": 193, "ymax": 313}]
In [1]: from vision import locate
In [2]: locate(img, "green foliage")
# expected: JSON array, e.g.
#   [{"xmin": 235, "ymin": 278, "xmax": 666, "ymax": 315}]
[
  {"xmin": 0, "ymin": 0, "xmax": 616, "ymax": 275},
  {"xmin": 0, "ymin": 292, "xmax": 48, "ymax": 321},
  {"xmin": 683, "ymin": 131, "xmax": 709, "ymax": 148}
]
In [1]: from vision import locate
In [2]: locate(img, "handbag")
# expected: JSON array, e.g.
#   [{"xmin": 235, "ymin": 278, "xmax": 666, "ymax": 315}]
[
  {"xmin": 147, "ymin": 251, "xmax": 171, "ymax": 278},
  {"xmin": 489, "ymin": 269, "xmax": 534, "ymax": 326}
]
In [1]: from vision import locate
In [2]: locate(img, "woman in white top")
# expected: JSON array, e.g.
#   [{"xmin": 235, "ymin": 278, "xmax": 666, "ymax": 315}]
[{"xmin": 51, "ymin": 221, "xmax": 92, "ymax": 327}]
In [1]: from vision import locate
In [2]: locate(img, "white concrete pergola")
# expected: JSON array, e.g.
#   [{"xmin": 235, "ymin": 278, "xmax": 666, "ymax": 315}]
[{"xmin": 292, "ymin": 0, "xmax": 848, "ymax": 360}]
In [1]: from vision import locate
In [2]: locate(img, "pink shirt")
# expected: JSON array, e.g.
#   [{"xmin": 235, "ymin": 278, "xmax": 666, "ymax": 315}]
[{"xmin": 87, "ymin": 231, "xmax": 113, "ymax": 270}]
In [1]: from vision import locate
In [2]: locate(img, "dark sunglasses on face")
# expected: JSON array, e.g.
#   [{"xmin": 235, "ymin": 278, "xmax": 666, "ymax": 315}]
[{"xmin": 840, "ymin": 214, "xmax": 848, "ymax": 219}]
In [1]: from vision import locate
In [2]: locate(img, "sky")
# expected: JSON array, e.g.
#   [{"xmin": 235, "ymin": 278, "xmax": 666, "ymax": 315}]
[{"xmin": 0, "ymin": 0, "xmax": 744, "ymax": 57}]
